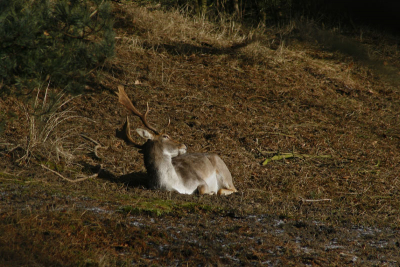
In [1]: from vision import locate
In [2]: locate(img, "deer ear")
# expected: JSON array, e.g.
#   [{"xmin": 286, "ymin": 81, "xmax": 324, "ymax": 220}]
[{"xmin": 136, "ymin": 128, "xmax": 154, "ymax": 140}]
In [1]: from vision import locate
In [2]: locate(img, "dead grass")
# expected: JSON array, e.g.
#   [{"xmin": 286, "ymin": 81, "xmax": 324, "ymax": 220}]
[
  {"xmin": 115, "ymin": 3, "xmax": 247, "ymax": 46},
  {"xmin": 0, "ymin": 85, "xmax": 92, "ymax": 183},
  {"xmin": 104, "ymin": 1, "xmax": 400, "ymax": 227},
  {"xmin": 19, "ymin": 87, "xmax": 81, "ymax": 164},
  {"xmin": 1, "ymin": 1, "xmax": 400, "ymax": 266}
]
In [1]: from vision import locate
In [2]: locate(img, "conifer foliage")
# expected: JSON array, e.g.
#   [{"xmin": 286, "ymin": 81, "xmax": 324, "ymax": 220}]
[{"xmin": 0, "ymin": 0, "xmax": 115, "ymax": 95}]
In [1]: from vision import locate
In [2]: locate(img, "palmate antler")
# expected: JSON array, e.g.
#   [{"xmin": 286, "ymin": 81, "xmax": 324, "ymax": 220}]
[
  {"xmin": 116, "ymin": 85, "xmax": 161, "ymax": 148},
  {"xmin": 116, "ymin": 85, "xmax": 159, "ymax": 135},
  {"xmin": 115, "ymin": 115, "xmax": 142, "ymax": 148}
]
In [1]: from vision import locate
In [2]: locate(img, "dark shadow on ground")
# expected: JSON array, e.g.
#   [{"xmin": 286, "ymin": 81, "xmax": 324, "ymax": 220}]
[
  {"xmin": 82, "ymin": 162, "xmax": 150, "ymax": 189},
  {"xmin": 141, "ymin": 39, "xmax": 254, "ymax": 57}
]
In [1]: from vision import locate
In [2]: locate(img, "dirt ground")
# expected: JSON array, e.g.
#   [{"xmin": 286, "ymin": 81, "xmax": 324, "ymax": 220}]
[{"xmin": 1, "ymin": 2, "xmax": 400, "ymax": 266}]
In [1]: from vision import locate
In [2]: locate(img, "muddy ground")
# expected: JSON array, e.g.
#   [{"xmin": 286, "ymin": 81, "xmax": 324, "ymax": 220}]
[{"xmin": 1, "ymin": 2, "xmax": 400, "ymax": 266}]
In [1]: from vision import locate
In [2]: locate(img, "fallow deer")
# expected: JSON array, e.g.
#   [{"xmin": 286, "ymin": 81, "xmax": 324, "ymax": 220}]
[{"xmin": 116, "ymin": 85, "xmax": 237, "ymax": 195}]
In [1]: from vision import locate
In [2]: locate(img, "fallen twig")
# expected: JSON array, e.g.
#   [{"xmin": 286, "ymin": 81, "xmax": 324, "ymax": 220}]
[
  {"xmin": 300, "ymin": 198, "xmax": 332, "ymax": 203},
  {"xmin": 262, "ymin": 152, "xmax": 331, "ymax": 165},
  {"xmin": 0, "ymin": 143, "xmax": 22, "ymax": 154},
  {"xmin": 80, "ymin": 134, "xmax": 108, "ymax": 159},
  {"xmin": 41, "ymin": 164, "xmax": 99, "ymax": 183}
]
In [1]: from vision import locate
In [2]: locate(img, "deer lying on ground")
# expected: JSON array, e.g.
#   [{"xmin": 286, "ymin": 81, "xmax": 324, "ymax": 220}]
[{"xmin": 116, "ymin": 85, "xmax": 237, "ymax": 195}]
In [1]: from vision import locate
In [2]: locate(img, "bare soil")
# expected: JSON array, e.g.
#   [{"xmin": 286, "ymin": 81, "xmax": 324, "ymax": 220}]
[{"xmin": 1, "ymin": 2, "xmax": 400, "ymax": 266}]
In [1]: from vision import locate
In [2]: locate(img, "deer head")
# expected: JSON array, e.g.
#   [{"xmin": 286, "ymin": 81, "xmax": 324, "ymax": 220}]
[{"xmin": 116, "ymin": 85, "xmax": 186, "ymax": 157}]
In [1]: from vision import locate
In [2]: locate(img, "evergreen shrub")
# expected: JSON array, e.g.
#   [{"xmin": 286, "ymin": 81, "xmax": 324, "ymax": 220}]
[{"xmin": 0, "ymin": 0, "xmax": 115, "ymax": 95}]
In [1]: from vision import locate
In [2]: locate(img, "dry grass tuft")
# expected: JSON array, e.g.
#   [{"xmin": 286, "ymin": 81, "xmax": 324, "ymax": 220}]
[{"xmin": 11, "ymin": 85, "xmax": 86, "ymax": 166}]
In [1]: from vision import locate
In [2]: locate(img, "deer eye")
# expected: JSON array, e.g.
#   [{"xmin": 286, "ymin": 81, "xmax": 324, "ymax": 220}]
[{"xmin": 162, "ymin": 135, "xmax": 169, "ymax": 139}]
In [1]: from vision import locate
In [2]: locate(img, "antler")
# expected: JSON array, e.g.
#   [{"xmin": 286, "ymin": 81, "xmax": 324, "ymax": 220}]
[
  {"xmin": 115, "ymin": 116, "xmax": 143, "ymax": 148},
  {"xmin": 117, "ymin": 85, "xmax": 159, "ymax": 135}
]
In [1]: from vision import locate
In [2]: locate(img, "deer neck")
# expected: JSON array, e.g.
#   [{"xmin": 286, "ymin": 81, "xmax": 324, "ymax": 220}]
[{"xmin": 143, "ymin": 142, "xmax": 179, "ymax": 189}]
